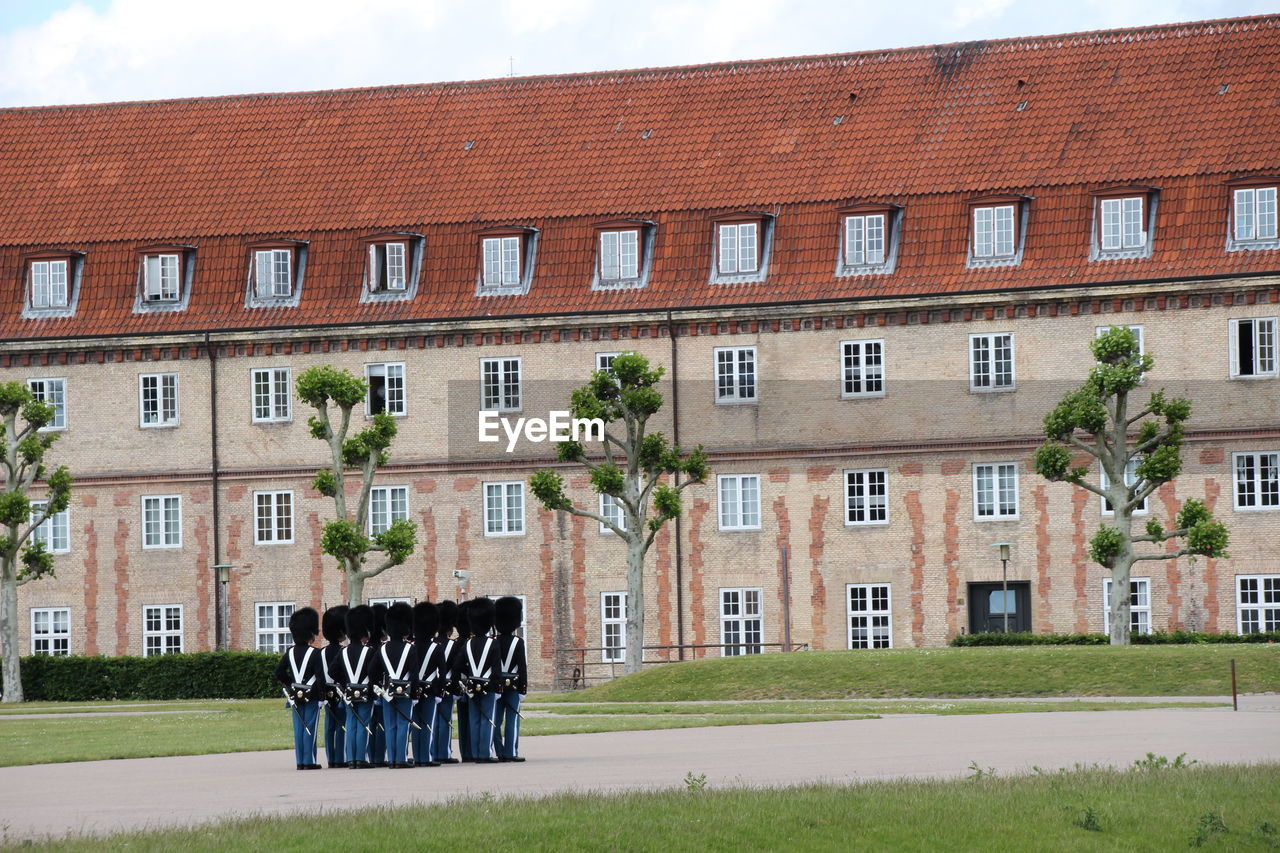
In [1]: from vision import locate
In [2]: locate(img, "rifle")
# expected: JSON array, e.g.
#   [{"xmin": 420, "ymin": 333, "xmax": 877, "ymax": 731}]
[
  {"xmin": 331, "ymin": 682, "xmax": 373, "ymax": 737},
  {"xmin": 373, "ymin": 684, "xmax": 423, "ymax": 730},
  {"xmin": 281, "ymin": 685, "xmax": 313, "ymax": 737}
]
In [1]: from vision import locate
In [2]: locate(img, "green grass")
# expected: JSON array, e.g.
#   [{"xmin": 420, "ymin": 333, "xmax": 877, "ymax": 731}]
[
  {"xmin": 543, "ymin": 645, "xmax": 1280, "ymax": 701},
  {"xmin": 12, "ymin": 764, "xmax": 1280, "ymax": 851}
]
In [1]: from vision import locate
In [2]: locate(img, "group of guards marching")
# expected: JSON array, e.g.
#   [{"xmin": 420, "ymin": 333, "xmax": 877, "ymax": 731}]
[{"xmin": 274, "ymin": 596, "xmax": 528, "ymax": 770}]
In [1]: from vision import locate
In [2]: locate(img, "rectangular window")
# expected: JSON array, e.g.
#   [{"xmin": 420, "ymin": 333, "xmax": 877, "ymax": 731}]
[
  {"xmin": 720, "ymin": 587, "xmax": 763, "ymax": 656},
  {"xmin": 718, "ymin": 222, "xmax": 758, "ymax": 274},
  {"xmin": 1229, "ymin": 318, "xmax": 1278, "ymax": 378},
  {"xmin": 139, "ymin": 373, "xmax": 179, "ymax": 427},
  {"xmin": 974, "ymin": 463, "xmax": 1019, "ymax": 520},
  {"xmin": 256, "ymin": 602, "xmax": 294, "ymax": 653},
  {"xmin": 841, "ymin": 339, "xmax": 884, "ymax": 398},
  {"xmin": 30, "ymin": 501, "xmax": 70, "ymax": 553},
  {"xmin": 254, "ymin": 491, "xmax": 294, "ymax": 544},
  {"xmin": 31, "ymin": 607, "xmax": 70, "ymax": 655},
  {"xmin": 1100, "ymin": 197, "xmax": 1147, "ymax": 251},
  {"xmin": 973, "ymin": 205, "xmax": 1015, "ymax": 258},
  {"xmin": 143, "ymin": 254, "xmax": 181, "ymax": 301},
  {"xmin": 365, "ymin": 362, "xmax": 406, "ymax": 417},
  {"xmin": 596, "ymin": 352, "xmax": 620, "ymax": 373},
  {"xmin": 599, "ymin": 493, "xmax": 627, "ymax": 534},
  {"xmin": 1103, "ymin": 578, "xmax": 1152, "ymax": 635},
  {"xmin": 844, "ymin": 214, "xmax": 886, "ymax": 266},
  {"xmin": 368, "ymin": 486, "xmax": 408, "ymax": 535},
  {"xmin": 969, "ymin": 333, "xmax": 1015, "ymax": 391},
  {"xmin": 141, "ymin": 495, "xmax": 181, "ymax": 548},
  {"xmin": 27, "ymin": 378, "xmax": 67, "ymax": 430},
  {"xmin": 30, "ymin": 259, "xmax": 69, "ymax": 308},
  {"xmin": 1095, "ymin": 325, "xmax": 1145, "ymax": 357},
  {"xmin": 253, "ymin": 249, "xmax": 292, "ymax": 298},
  {"xmin": 601, "ymin": 591, "xmax": 627, "ymax": 663},
  {"xmin": 1233, "ymin": 187, "xmax": 1278, "ymax": 242},
  {"xmin": 848, "ymin": 584, "xmax": 892, "ymax": 649},
  {"xmin": 143, "ymin": 604, "xmax": 183, "ymax": 656},
  {"xmin": 1101, "ymin": 457, "xmax": 1148, "ymax": 515},
  {"xmin": 251, "ymin": 368, "xmax": 291, "ymax": 422},
  {"xmin": 484, "ymin": 481, "xmax": 525, "ymax": 536},
  {"xmin": 718, "ymin": 474, "xmax": 761, "ymax": 530},
  {"xmin": 368, "ymin": 242, "xmax": 407, "ymax": 291},
  {"xmin": 599, "ymin": 230, "xmax": 639, "ymax": 281},
  {"xmin": 845, "ymin": 469, "xmax": 888, "ymax": 525},
  {"xmin": 715, "ymin": 346, "xmax": 757, "ymax": 403},
  {"xmin": 482, "ymin": 236, "xmax": 522, "ymax": 286},
  {"xmin": 1236, "ymin": 575, "xmax": 1280, "ymax": 634},
  {"xmin": 1234, "ymin": 452, "xmax": 1280, "ymax": 510},
  {"xmin": 481, "ymin": 357, "xmax": 522, "ymax": 411}
]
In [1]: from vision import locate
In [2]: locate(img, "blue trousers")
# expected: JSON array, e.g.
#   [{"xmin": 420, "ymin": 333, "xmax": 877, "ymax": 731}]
[
  {"xmin": 412, "ymin": 696, "xmax": 438, "ymax": 764},
  {"xmin": 381, "ymin": 696, "xmax": 413, "ymax": 764},
  {"xmin": 369, "ymin": 698, "xmax": 387, "ymax": 763},
  {"xmin": 457, "ymin": 695, "xmax": 472, "ymax": 759},
  {"xmin": 324, "ymin": 702, "xmax": 346, "ymax": 765},
  {"xmin": 289, "ymin": 699, "xmax": 320, "ymax": 766},
  {"xmin": 432, "ymin": 695, "xmax": 455, "ymax": 761},
  {"xmin": 469, "ymin": 692, "xmax": 498, "ymax": 760},
  {"xmin": 345, "ymin": 701, "xmax": 373, "ymax": 764},
  {"xmin": 493, "ymin": 692, "xmax": 522, "ymax": 758}
]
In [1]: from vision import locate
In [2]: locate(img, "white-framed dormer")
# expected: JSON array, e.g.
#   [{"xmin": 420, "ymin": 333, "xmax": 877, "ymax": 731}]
[
  {"xmin": 477, "ymin": 226, "xmax": 539, "ymax": 296},
  {"xmin": 245, "ymin": 239, "xmax": 307, "ymax": 309},
  {"xmin": 966, "ymin": 194, "xmax": 1029, "ymax": 269},
  {"xmin": 591, "ymin": 219, "xmax": 656, "ymax": 291},
  {"xmin": 133, "ymin": 243, "xmax": 196, "ymax": 314},
  {"xmin": 1226, "ymin": 175, "xmax": 1280, "ymax": 253},
  {"xmin": 710, "ymin": 211, "xmax": 774, "ymax": 285},
  {"xmin": 836, "ymin": 202, "xmax": 901, "ymax": 277},
  {"xmin": 21, "ymin": 248, "xmax": 84, "ymax": 320},
  {"xmin": 1090, "ymin": 185, "xmax": 1158, "ymax": 261}
]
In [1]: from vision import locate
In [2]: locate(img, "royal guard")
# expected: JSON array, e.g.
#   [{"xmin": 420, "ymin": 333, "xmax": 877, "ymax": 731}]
[
  {"xmin": 410, "ymin": 601, "xmax": 443, "ymax": 767},
  {"xmin": 448, "ymin": 600, "xmax": 475, "ymax": 761},
  {"xmin": 378, "ymin": 602, "xmax": 417, "ymax": 768},
  {"xmin": 339, "ymin": 605, "xmax": 378, "ymax": 769},
  {"xmin": 319, "ymin": 605, "xmax": 349, "ymax": 768},
  {"xmin": 432, "ymin": 600, "xmax": 462, "ymax": 764},
  {"xmin": 460, "ymin": 597, "xmax": 499, "ymax": 763},
  {"xmin": 273, "ymin": 606, "xmax": 324, "ymax": 770},
  {"xmin": 492, "ymin": 596, "xmax": 528, "ymax": 762},
  {"xmin": 367, "ymin": 603, "xmax": 389, "ymax": 766}
]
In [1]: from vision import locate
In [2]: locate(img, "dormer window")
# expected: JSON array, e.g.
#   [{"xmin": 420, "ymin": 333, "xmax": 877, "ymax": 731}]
[
  {"xmin": 22, "ymin": 250, "xmax": 83, "ymax": 319},
  {"xmin": 1228, "ymin": 178, "xmax": 1279, "ymax": 251},
  {"xmin": 483, "ymin": 236, "xmax": 520, "ymax": 287},
  {"xmin": 1091, "ymin": 187, "xmax": 1156, "ymax": 260},
  {"xmin": 134, "ymin": 245, "xmax": 193, "ymax": 312},
  {"xmin": 246, "ymin": 240, "xmax": 306, "ymax": 308},
  {"xmin": 369, "ymin": 242, "xmax": 407, "ymax": 291},
  {"xmin": 360, "ymin": 233, "xmax": 422, "ymax": 302},
  {"xmin": 711, "ymin": 213, "xmax": 772, "ymax": 284},
  {"xmin": 966, "ymin": 195, "xmax": 1026, "ymax": 268},
  {"xmin": 837, "ymin": 203, "xmax": 899, "ymax": 275},
  {"xmin": 30, "ymin": 259, "xmax": 68, "ymax": 308},
  {"xmin": 592, "ymin": 219, "xmax": 654, "ymax": 290},
  {"xmin": 476, "ymin": 227, "xmax": 537, "ymax": 296}
]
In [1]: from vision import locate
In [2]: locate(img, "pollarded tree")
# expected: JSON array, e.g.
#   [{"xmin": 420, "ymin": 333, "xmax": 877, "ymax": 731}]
[
  {"xmin": 0, "ymin": 382, "xmax": 73, "ymax": 702},
  {"xmin": 1033, "ymin": 327, "xmax": 1228, "ymax": 645},
  {"xmin": 530, "ymin": 352, "xmax": 708, "ymax": 674},
  {"xmin": 296, "ymin": 366, "xmax": 416, "ymax": 607}
]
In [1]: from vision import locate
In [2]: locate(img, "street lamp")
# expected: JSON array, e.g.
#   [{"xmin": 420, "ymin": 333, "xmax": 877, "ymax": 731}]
[
  {"xmin": 214, "ymin": 564, "xmax": 234, "ymax": 651},
  {"xmin": 991, "ymin": 543, "xmax": 1014, "ymax": 633}
]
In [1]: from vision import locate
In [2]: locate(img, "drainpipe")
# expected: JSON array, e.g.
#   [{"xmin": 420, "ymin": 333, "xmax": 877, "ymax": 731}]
[
  {"xmin": 666, "ymin": 310, "xmax": 684, "ymax": 660},
  {"xmin": 206, "ymin": 333, "xmax": 225, "ymax": 650}
]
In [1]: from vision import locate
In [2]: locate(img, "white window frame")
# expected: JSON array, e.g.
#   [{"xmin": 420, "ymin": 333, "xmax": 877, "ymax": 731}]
[
  {"xmin": 482, "ymin": 236, "xmax": 522, "ymax": 287},
  {"xmin": 483, "ymin": 481, "xmax": 525, "ymax": 537},
  {"xmin": 840, "ymin": 339, "xmax": 885, "ymax": 399},
  {"xmin": 843, "ymin": 214, "xmax": 886, "ymax": 267},
  {"xmin": 969, "ymin": 333, "xmax": 1015, "ymax": 392},
  {"xmin": 365, "ymin": 362, "xmax": 406, "ymax": 417},
  {"xmin": 481, "ymin": 357, "xmax": 522, "ymax": 412},
  {"xmin": 596, "ymin": 352, "xmax": 621, "ymax": 373},
  {"xmin": 1236, "ymin": 575, "xmax": 1280, "ymax": 634},
  {"xmin": 1103, "ymin": 577, "xmax": 1152, "ymax": 636},
  {"xmin": 29, "ymin": 259, "xmax": 69, "ymax": 309},
  {"xmin": 256, "ymin": 601, "xmax": 294, "ymax": 653},
  {"xmin": 1233, "ymin": 187, "xmax": 1278, "ymax": 243},
  {"xmin": 599, "ymin": 493, "xmax": 627, "ymax": 534},
  {"xmin": 251, "ymin": 367, "xmax": 291, "ymax": 423},
  {"xmin": 1101, "ymin": 457, "xmax": 1148, "ymax": 516},
  {"xmin": 717, "ymin": 474, "xmax": 761, "ymax": 531},
  {"xmin": 368, "ymin": 485, "xmax": 409, "ymax": 535},
  {"xmin": 143, "ymin": 253, "xmax": 181, "ymax": 302},
  {"xmin": 1095, "ymin": 325, "xmax": 1145, "ymax": 357},
  {"xmin": 141, "ymin": 495, "xmax": 182, "ymax": 549},
  {"xmin": 720, "ymin": 587, "xmax": 763, "ymax": 656},
  {"xmin": 717, "ymin": 222, "xmax": 759, "ymax": 274},
  {"xmin": 369, "ymin": 596, "xmax": 413, "ymax": 608},
  {"xmin": 973, "ymin": 463, "xmax": 1019, "ymax": 521},
  {"xmin": 27, "ymin": 378, "xmax": 67, "ymax": 430},
  {"xmin": 599, "ymin": 230, "xmax": 639, "ymax": 282},
  {"xmin": 1228, "ymin": 318, "xmax": 1278, "ymax": 379},
  {"xmin": 715, "ymin": 346, "xmax": 757, "ymax": 404},
  {"xmin": 847, "ymin": 583, "xmax": 892, "ymax": 649},
  {"xmin": 844, "ymin": 468, "xmax": 889, "ymax": 526},
  {"xmin": 368, "ymin": 242, "xmax": 407, "ymax": 292},
  {"xmin": 601, "ymin": 591, "xmax": 627, "ymax": 663},
  {"xmin": 30, "ymin": 501, "xmax": 70, "ymax": 554},
  {"xmin": 254, "ymin": 490, "xmax": 294, "ymax": 545},
  {"xmin": 31, "ymin": 606, "xmax": 70, "ymax": 655},
  {"xmin": 1233, "ymin": 451, "xmax": 1279, "ymax": 511},
  {"xmin": 1099, "ymin": 196, "xmax": 1147, "ymax": 252},
  {"xmin": 143, "ymin": 604, "xmax": 184, "ymax": 656},
  {"xmin": 253, "ymin": 248, "xmax": 293, "ymax": 298},
  {"xmin": 139, "ymin": 372, "xmax": 179, "ymax": 428},
  {"xmin": 972, "ymin": 205, "xmax": 1015, "ymax": 258}
]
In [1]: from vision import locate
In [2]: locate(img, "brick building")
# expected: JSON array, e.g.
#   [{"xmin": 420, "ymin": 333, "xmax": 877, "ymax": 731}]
[{"xmin": 3, "ymin": 16, "xmax": 1278, "ymax": 687}]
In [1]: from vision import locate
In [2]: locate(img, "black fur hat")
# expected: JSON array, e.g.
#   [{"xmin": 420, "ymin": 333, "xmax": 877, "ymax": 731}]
[
  {"xmin": 289, "ymin": 607, "xmax": 320, "ymax": 645},
  {"xmin": 454, "ymin": 600, "xmax": 472, "ymax": 638},
  {"xmin": 468, "ymin": 597, "xmax": 496, "ymax": 636},
  {"xmin": 370, "ymin": 603, "xmax": 388, "ymax": 642},
  {"xmin": 386, "ymin": 601, "xmax": 413, "ymax": 638},
  {"xmin": 321, "ymin": 605, "xmax": 349, "ymax": 645},
  {"xmin": 345, "ymin": 605, "xmax": 373, "ymax": 642},
  {"xmin": 413, "ymin": 601, "xmax": 439, "ymax": 642},
  {"xmin": 494, "ymin": 596, "xmax": 523, "ymax": 635},
  {"xmin": 436, "ymin": 600, "xmax": 458, "ymax": 638}
]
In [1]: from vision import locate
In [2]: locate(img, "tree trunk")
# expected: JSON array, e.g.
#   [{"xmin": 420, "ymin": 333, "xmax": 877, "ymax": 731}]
[
  {"xmin": 1, "ymin": 564, "xmax": 23, "ymax": 702},
  {"xmin": 624, "ymin": 534, "xmax": 646, "ymax": 675},
  {"xmin": 1110, "ymin": 498, "xmax": 1134, "ymax": 647},
  {"xmin": 346, "ymin": 565, "xmax": 365, "ymax": 609}
]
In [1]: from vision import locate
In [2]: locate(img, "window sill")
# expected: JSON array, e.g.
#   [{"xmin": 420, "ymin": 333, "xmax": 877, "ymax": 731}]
[
  {"xmin": 1228, "ymin": 373, "xmax": 1278, "ymax": 381},
  {"xmin": 969, "ymin": 385, "xmax": 1017, "ymax": 394},
  {"xmin": 845, "ymin": 520, "xmax": 890, "ymax": 528},
  {"xmin": 841, "ymin": 391, "xmax": 886, "ymax": 400},
  {"xmin": 715, "ymin": 397, "xmax": 758, "ymax": 406},
  {"xmin": 1227, "ymin": 238, "xmax": 1280, "ymax": 253},
  {"xmin": 483, "ymin": 531, "xmax": 527, "ymax": 538},
  {"xmin": 973, "ymin": 516, "xmax": 1020, "ymax": 523},
  {"xmin": 140, "ymin": 422, "xmax": 180, "ymax": 430},
  {"xmin": 966, "ymin": 254, "xmax": 1021, "ymax": 270}
]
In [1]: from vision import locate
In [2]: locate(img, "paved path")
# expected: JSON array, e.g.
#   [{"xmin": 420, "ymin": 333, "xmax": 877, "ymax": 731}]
[{"xmin": 1, "ymin": 706, "xmax": 1277, "ymax": 841}]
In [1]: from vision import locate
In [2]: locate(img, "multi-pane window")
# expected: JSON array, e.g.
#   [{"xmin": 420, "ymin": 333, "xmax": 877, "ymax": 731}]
[
  {"xmin": 254, "ymin": 491, "xmax": 294, "ymax": 544},
  {"xmin": 717, "ymin": 222, "xmax": 758, "ymax": 274},
  {"xmin": 1101, "ymin": 457, "xmax": 1148, "ymax": 515},
  {"xmin": 251, "ymin": 368, "xmax": 291, "ymax": 422},
  {"xmin": 974, "ymin": 463, "xmax": 1019, "ymax": 520},
  {"xmin": 1236, "ymin": 575, "xmax": 1280, "ymax": 634},
  {"xmin": 1233, "ymin": 187, "xmax": 1277, "ymax": 242},
  {"xmin": 1099, "ymin": 196, "xmax": 1147, "ymax": 252},
  {"xmin": 599, "ymin": 230, "xmax": 639, "ymax": 281},
  {"xmin": 845, "ymin": 469, "xmax": 888, "ymax": 525},
  {"xmin": 139, "ymin": 373, "xmax": 179, "ymax": 427},
  {"xmin": 256, "ymin": 602, "xmax": 294, "ymax": 652},
  {"xmin": 368, "ymin": 242, "xmax": 407, "ymax": 291},
  {"xmin": 718, "ymin": 474, "xmax": 761, "ymax": 530},
  {"xmin": 1103, "ymin": 578, "xmax": 1152, "ymax": 636},
  {"xmin": 143, "ymin": 605, "xmax": 183, "ymax": 656},
  {"xmin": 720, "ymin": 587, "xmax": 763, "ymax": 656},
  {"xmin": 844, "ymin": 214, "xmax": 886, "ymax": 266},
  {"xmin": 366, "ymin": 362, "xmax": 406, "ymax": 416},
  {"xmin": 841, "ymin": 340, "xmax": 884, "ymax": 398},
  {"xmin": 972, "ymin": 205, "xmax": 1015, "ymax": 258},
  {"xmin": 1234, "ymin": 452, "xmax": 1279, "ymax": 510},
  {"xmin": 715, "ymin": 346, "xmax": 757, "ymax": 403},
  {"xmin": 596, "ymin": 352, "xmax": 620, "ymax": 373},
  {"xmin": 29, "ymin": 260, "xmax": 69, "ymax": 308},
  {"xmin": 599, "ymin": 494, "xmax": 627, "ymax": 534},
  {"xmin": 969, "ymin": 333, "xmax": 1015, "ymax": 391},
  {"xmin": 27, "ymin": 378, "xmax": 67, "ymax": 429},
  {"xmin": 253, "ymin": 248, "xmax": 292, "ymax": 298},
  {"xmin": 141, "ymin": 495, "xmax": 181, "ymax": 548},
  {"xmin": 848, "ymin": 584, "xmax": 892, "ymax": 649},
  {"xmin": 30, "ymin": 501, "xmax": 70, "ymax": 553},
  {"xmin": 31, "ymin": 607, "xmax": 70, "ymax": 655},
  {"xmin": 482, "ymin": 236, "xmax": 522, "ymax": 286},
  {"xmin": 1229, "ymin": 318, "xmax": 1277, "ymax": 378},
  {"xmin": 484, "ymin": 481, "xmax": 524, "ymax": 536},
  {"xmin": 481, "ymin": 357, "xmax": 522, "ymax": 411},
  {"xmin": 368, "ymin": 486, "xmax": 408, "ymax": 535},
  {"xmin": 1095, "ymin": 324, "xmax": 1145, "ymax": 357},
  {"xmin": 601, "ymin": 591, "xmax": 627, "ymax": 663},
  {"xmin": 142, "ymin": 254, "xmax": 181, "ymax": 301}
]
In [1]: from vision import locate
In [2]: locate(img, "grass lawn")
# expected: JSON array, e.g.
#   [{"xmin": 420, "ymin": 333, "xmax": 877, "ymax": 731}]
[{"xmin": 14, "ymin": 764, "xmax": 1280, "ymax": 851}]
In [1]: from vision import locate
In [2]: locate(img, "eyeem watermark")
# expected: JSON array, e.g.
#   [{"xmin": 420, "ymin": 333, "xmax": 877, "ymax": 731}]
[{"xmin": 478, "ymin": 410, "xmax": 605, "ymax": 452}]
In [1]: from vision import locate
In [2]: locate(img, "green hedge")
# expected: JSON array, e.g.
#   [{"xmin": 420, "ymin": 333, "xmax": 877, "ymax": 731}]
[
  {"xmin": 951, "ymin": 630, "xmax": 1280, "ymax": 647},
  {"xmin": 2, "ymin": 652, "xmax": 279, "ymax": 701}
]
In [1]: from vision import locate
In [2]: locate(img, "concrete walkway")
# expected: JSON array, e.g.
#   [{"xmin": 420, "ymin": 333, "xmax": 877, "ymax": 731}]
[{"xmin": 1, "ymin": 706, "xmax": 1277, "ymax": 841}]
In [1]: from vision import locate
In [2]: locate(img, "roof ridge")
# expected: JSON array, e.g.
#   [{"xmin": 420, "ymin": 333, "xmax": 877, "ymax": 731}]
[{"xmin": 2, "ymin": 12, "xmax": 1276, "ymax": 113}]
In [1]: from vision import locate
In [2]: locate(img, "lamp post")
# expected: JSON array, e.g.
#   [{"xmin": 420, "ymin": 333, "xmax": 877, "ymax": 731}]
[
  {"xmin": 214, "ymin": 564, "xmax": 234, "ymax": 651},
  {"xmin": 992, "ymin": 543, "xmax": 1013, "ymax": 633}
]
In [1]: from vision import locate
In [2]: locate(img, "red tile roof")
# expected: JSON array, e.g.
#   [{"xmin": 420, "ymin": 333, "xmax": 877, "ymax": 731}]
[{"xmin": 2, "ymin": 15, "xmax": 1279, "ymax": 340}]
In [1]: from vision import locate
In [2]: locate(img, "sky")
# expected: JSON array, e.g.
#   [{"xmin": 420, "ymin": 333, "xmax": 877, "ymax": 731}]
[{"xmin": 0, "ymin": 0, "xmax": 1273, "ymax": 108}]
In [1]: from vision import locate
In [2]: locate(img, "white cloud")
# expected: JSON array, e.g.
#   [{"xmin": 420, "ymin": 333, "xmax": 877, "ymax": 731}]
[{"xmin": 948, "ymin": 0, "xmax": 1015, "ymax": 29}]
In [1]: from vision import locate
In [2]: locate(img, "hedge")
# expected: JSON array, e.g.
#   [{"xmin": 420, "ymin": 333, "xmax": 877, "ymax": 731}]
[
  {"xmin": 951, "ymin": 630, "xmax": 1280, "ymax": 647},
  {"xmin": 1, "ymin": 651, "xmax": 279, "ymax": 701}
]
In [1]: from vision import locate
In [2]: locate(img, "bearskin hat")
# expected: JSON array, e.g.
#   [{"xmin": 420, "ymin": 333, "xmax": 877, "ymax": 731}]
[
  {"xmin": 436, "ymin": 600, "xmax": 458, "ymax": 637},
  {"xmin": 370, "ymin": 603, "xmax": 388, "ymax": 642},
  {"xmin": 345, "ymin": 605, "xmax": 373, "ymax": 642},
  {"xmin": 454, "ymin": 599, "xmax": 472, "ymax": 638},
  {"xmin": 413, "ymin": 601, "xmax": 439, "ymax": 642},
  {"xmin": 289, "ymin": 606, "xmax": 320, "ymax": 645},
  {"xmin": 468, "ymin": 596, "xmax": 496, "ymax": 636},
  {"xmin": 494, "ymin": 596, "xmax": 523, "ymax": 635},
  {"xmin": 386, "ymin": 601, "xmax": 413, "ymax": 639},
  {"xmin": 321, "ymin": 605, "xmax": 349, "ymax": 645}
]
